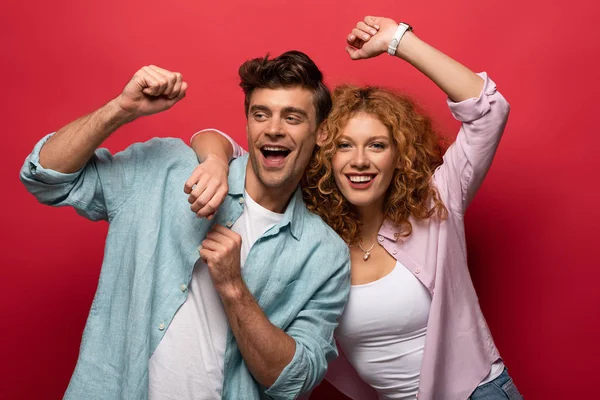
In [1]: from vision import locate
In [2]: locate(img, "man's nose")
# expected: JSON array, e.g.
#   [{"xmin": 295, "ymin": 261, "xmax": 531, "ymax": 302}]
[{"xmin": 264, "ymin": 118, "xmax": 286, "ymax": 139}]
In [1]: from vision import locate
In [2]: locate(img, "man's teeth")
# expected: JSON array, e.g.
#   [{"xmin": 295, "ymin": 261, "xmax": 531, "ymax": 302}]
[
  {"xmin": 263, "ymin": 146, "xmax": 288, "ymax": 152},
  {"xmin": 349, "ymin": 175, "xmax": 373, "ymax": 183}
]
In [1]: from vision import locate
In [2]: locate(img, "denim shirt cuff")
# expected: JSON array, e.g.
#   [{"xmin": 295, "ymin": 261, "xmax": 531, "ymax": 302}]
[
  {"xmin": 24, "ymin": 133, "xmax": 84, "ymax": 184},
  {"xmin": 264, "ymin": 341, "xmax": 310, "ymax": 399}
]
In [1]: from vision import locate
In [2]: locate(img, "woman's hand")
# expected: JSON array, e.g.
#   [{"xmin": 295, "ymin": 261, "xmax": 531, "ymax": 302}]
[
  {"xmin": 184, "ymin": 154, "xmax": 229, "ymax": 220},
  {"xmin": 346, "ymin": 16, "xmax": 399, "ymax": 60}
]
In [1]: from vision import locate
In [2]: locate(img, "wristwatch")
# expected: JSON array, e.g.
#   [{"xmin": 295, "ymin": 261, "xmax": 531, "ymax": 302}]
[{"xmin": 387, "ymin": 22, "xmax": 413, "ymax": 56}]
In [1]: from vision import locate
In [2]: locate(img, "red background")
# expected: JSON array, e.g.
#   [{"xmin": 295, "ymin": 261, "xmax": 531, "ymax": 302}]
[{"xmin": 1, "ymin": 1, "xmax": 599, "ymax": 399}]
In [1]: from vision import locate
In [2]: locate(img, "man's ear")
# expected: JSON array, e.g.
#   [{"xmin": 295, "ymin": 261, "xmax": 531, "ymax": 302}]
[{"xmin": 316, "ymin": 126, "xmax": 327, "ymax": 147}]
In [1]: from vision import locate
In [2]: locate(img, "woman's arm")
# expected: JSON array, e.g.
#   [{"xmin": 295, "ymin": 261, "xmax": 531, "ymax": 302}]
[
  {"xmin": 346, "ymin": 16, "xmax": 483, "ymax": 101},
  {"xmin": 347, "ymin": 16, "xmax": 509, "ymax": 214},
  {"xmin": 185, "ymin": 129, "xmax": 247, "ymax": 219}
]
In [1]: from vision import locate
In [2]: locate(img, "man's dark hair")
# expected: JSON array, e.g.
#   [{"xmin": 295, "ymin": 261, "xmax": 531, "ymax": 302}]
[{"xmin": 239, "ymin": 50, "xmax": 332, "ymax": 126}]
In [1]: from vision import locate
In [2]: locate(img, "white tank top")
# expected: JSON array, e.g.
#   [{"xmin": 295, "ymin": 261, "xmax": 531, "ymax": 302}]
[
  {"xmin": 336, "ymin": 262, "xmax": 504, "ymax": 399},
  {"xmin": 336, "ymin": 262, "xmax": 431, "ymax": 399}
]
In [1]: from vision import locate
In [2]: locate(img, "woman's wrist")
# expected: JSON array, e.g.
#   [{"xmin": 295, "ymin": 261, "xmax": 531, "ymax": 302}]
[{"xmin": 394, "ymin": 30, "xmax": 418, "ymax": 60}]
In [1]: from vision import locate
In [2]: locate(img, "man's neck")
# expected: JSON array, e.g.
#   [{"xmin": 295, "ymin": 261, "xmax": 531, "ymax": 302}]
[{"xmin": 244, "ymin": 168, "xmax": 298, "ymax": 214}]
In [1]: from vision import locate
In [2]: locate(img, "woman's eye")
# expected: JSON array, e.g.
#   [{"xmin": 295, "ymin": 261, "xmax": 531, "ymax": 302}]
[
  {"xmin": 371, "ymin": 142, "xmax": 386, "ymax": 149},
  {"xmin": 336, "ymin": 142, "xmax": 351, "ymax": 149}
]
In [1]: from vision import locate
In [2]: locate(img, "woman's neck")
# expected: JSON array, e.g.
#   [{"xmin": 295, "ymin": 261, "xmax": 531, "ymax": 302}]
[{"xmin": 355, "ymin": 202, "xmax": 386, "ymax": 244}]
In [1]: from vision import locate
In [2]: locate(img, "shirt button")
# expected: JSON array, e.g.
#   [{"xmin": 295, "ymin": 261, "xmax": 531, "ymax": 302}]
[
  {"xmin": 378, "ymin": 235, "xmax": 384, "ymax": 242},
  {"xmin": 226, "ymin": 221, "xmax": 233, "ymax": 228},
  {"xmin": 158, "ymin": 323, "xmax": 165, "ymax": 331},
  {"xmin": 392, "ymin": 250, "xmax": 398, "ymax": 255},
  {"xmin": 415, "ymin": 268, "xmax": 421, "ymax": 274},
  {"xmin": 239, "ymin": 197, "xmax": 244, "ymax": 204},
  {"xmin": 180, "ymin": 284, "xmax": 187, "ymax": 292}
]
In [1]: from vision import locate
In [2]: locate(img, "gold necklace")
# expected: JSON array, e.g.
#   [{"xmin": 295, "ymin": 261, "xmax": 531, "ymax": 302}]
[{"xmin": 358, "ymin": 239, "xmax": 375, "ymax": 261}]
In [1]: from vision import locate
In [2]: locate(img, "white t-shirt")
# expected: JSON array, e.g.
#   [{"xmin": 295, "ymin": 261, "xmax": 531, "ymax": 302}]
[{"xmin": 148, "ymin": 191, "xmax": 283, "ymax": 400}]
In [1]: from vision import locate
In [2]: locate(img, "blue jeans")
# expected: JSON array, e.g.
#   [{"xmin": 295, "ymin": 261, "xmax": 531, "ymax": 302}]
[{"xmin": 469, "ymin": 368, "xmax": 523, "ymax": 400}]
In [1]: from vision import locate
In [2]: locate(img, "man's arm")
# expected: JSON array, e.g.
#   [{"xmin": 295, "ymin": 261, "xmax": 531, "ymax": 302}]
[
  {"xmin": 200, "ymin": 224, "xmax": 350, "ymax": 397},
  {"xmin": 200, "ymin": 224, "xmax": 295, "ymax": 386},
  {"xmin": 223, "ymin": 279, "xmax": 296, "ymax": 386},
  {"xmin": 21, "ymin": 66, "xmax": 189, "ymax": 219},
  {"xmin": 39, "ymin": 65, "xmax": 188, "ymax": 173}
]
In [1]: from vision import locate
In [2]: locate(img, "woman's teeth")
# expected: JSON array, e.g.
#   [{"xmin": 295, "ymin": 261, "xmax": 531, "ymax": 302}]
[{"xmin": 348, "ymin": 175, "xmax": 373, "ymax": 183}]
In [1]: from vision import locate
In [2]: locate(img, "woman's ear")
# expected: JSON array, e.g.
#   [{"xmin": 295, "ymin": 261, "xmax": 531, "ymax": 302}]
[{"xmin": 316, "ymin": 126, "xmax": 327, "ymax": 147}]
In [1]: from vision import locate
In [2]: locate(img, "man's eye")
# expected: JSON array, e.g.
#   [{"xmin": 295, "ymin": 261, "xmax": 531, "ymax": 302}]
[
  {"xmin": 286, "ymin": 116, "xmax": 300, "ymax": 124},
  {"xmin": 254, "ymin": 113, "xmax": 267, "ymax": 120}
]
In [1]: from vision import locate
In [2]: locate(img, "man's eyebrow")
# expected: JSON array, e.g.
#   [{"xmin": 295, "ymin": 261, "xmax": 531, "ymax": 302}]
[
  {"xmin": 249, "ymin": 105, "xmax": 309, "ymax": 119},
  {"xmin": 249, "ymin": 105, "xmax": 271, "ymax": 113}
]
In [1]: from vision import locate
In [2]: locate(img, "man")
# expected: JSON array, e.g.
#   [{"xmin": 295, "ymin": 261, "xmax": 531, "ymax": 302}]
[{"xmin": 20, "ymin": 52, "xmax": 350, "ymax": 399}]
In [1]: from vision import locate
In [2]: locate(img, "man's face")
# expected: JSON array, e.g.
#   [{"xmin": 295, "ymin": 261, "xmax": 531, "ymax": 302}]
[{"xmin": 246, "ymin": 86, "xmax": 317, "ymax": 194}]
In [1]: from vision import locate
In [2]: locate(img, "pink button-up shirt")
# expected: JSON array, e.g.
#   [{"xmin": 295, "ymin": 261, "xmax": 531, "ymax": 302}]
[
  {"xmin": 325, "ymin": 73, "xmax": 510, "ymax": 400},
  {"xmin": 203, "ymin": 72, "xmax": 510, "ymax": 399}
]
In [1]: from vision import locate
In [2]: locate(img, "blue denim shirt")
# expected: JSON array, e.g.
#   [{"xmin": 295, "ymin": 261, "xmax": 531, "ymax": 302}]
[{"xmin": 20, "ymin": 135, "xmax": 351, "ymax": 400}]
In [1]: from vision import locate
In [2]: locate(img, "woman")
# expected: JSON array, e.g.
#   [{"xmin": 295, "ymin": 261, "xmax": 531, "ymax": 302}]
[{"xmin": 187, "ymin": 15, "xmax": 521, "ymax": 400}]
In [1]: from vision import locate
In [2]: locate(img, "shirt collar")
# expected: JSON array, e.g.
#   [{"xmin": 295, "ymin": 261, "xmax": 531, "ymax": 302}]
[
  {"xmin": 227, "ymin": 154, "xmax": 248, "ymax": 196},
  {"xmin": 378, "ymin": 219, "xmax": 400, "ymax": 242}
]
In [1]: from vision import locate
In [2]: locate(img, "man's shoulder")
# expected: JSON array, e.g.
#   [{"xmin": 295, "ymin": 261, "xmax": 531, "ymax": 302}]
[
  {"xmin": 126, "ymin": 137, "xmax": 192, "ymax": 157},
  {"xmin": 112, "ymin": 137, "xmax": 196, "ymax": 169}
]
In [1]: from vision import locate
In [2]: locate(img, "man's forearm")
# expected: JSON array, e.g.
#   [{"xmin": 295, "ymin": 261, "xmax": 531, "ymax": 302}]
[
  {"xmin": 220, "ymin": 282, "xmax": 296, "ymax": 387},
  {"xmin": 39, "ymin": 98, "xmax": 134, "ymax": 173}
]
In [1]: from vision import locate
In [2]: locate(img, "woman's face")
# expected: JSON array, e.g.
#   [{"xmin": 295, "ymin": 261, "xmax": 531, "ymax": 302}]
[{"xmin": 331, "ymin": 113, "xmax": 398, "ymax": 210}]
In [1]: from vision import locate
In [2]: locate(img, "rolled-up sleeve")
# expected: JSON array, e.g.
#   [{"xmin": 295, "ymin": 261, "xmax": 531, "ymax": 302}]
[
  {"xmin": 265, "ymin": 251, "xmax": 351, "ymax": 399},
  {"xmin": 434, "ymin": 72, "xmax": 510, "ymax": 214},
  {"xmin": 19, "ymin": 134, "xmax": 164, "ymax": 221},
  {"xmin": 20, "ymin": 133, "xmax": 109, "ymax": 220}
]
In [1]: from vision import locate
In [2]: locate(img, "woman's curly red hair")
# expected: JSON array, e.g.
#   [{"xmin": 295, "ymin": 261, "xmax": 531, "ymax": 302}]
[{"xmin": 302, "ymin": 85, "xmax": 448, "ymax": 244}]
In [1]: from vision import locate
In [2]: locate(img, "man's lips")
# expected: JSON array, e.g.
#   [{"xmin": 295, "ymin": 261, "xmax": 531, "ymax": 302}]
[{"xmin": 260, "ymin": 145, "xmax": 291, "ymax": 168}]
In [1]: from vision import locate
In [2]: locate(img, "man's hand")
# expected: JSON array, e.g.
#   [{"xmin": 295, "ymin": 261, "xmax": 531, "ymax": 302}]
[
  {"xmin": 345, "ymin": 16, "xmax": 399, "ymax": 60},
  {"xmin": 116, "ymin": 65, "xmax": 188, "ymax": 119},
  {"xmin": 184, "ymin": 153, "xmax": 229, "ymax": 219},
  {"xmin": 199, "ymin": 224, "xmax": 243, "ymax": 295}
]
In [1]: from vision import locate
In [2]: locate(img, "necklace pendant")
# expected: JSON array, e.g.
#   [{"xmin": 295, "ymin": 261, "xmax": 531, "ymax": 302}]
[{"xmin": 363, "ymin": 252, "xmax": 370, "ymax": 261}]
